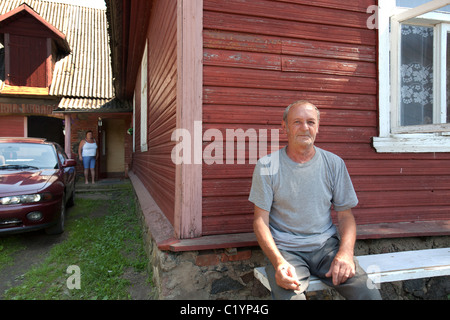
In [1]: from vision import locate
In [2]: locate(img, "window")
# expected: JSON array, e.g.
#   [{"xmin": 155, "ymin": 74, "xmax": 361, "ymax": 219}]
[
  {"xmin": 0, "ymin": 143, "xmax": 57, "ymax": 169},
  {"xmin": 374, "ymin": 0, "xmax": 450, "ymax": 152},
  {"xmin": 140, "ymin": 41, "xmax": 148, "ymax": 152},
  {"xmin": 399, "ymin": 24, "xmax": 434, "ymax": 127}
]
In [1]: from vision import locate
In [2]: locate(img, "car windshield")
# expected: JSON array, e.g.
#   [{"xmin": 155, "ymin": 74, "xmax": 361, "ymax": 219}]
[{"xmin": 0, "ymin": 143, "xmax": 58, "ymax": 170}]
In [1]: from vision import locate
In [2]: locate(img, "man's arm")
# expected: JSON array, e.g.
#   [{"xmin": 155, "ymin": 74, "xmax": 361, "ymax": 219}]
[
  {"xmin": 253, "ymin": 205, "xmax": 300, "ymax": 290},
  {"xmin": 325, "ymin": 209, "xmax": 357, "ymax": 285}
]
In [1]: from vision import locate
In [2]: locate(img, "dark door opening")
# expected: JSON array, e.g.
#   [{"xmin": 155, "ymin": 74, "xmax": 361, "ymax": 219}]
[{"xmin": 28, "ymin": 116, "xmax": 65, "ymax": 147}]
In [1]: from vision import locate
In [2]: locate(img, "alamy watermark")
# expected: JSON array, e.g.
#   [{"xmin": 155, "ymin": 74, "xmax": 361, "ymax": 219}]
[
  {"xmin": 366, "ymin": 5, "xmax": 379, "ymax": 30},
  {"xmin": 66, "ymin": 265, "xmax": 81, "ymax": 290},
  {"xmin": 366, "ymin": 264, "xmax": 381, "ymax": 290},
  {"xmin": 171, "ymin": 121, "xmax": 280, "ymax": 175}
]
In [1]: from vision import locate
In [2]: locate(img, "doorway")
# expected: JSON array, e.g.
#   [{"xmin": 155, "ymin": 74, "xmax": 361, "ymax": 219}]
[
  {"xmin": 28, "ymin": 116, "xmax": 64, "ymax": 147},
  {"xmin": 99, "ymin": 118, "xmax": 125, "ymax": 178}
]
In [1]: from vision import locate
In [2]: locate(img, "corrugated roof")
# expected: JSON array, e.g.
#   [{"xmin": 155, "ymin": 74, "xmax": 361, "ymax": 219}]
[
  {"xmin": 55, "ymin": 97, "xmax": 132, "ymax": 113},
  {"xmin": 0, "ymin": 0, "xmax": 114, "ymax": 101}
]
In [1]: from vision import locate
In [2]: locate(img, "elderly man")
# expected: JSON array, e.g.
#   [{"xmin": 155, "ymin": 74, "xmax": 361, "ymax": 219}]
[{"xmin": 249, "ymin": 100, "xmax": 381, "ymax": 300}]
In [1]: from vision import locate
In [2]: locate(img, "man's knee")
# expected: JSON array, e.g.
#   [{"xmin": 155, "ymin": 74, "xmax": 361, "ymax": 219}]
[{"xmin": 334, "ymin": 267, "xmax": 382, "ymax": 300}]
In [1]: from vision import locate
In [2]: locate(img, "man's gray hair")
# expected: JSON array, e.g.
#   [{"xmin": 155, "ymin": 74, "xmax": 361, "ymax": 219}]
[{"xmin": 283, "ymin": 100, "xmax": 320, "ymax": 122}]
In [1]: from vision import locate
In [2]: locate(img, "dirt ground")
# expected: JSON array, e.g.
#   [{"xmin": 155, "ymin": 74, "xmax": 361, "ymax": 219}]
[{"xmin": 0, "ymin": 179, "xmax": 153, "ymax": 300}]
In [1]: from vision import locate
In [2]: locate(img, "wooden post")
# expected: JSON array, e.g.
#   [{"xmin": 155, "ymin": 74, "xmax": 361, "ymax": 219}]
[
  {"xmin": 174, "ymin": 0, "xmax": 203, "ymax": 239},
  {"xmin": 64, "ymin": 114, "xmax": 72, "ymax": 158}
]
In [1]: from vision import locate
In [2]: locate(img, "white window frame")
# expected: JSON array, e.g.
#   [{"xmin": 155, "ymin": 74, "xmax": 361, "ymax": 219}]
[
  {"xmin": 374, "ymin": 0, "xmax": 450, "ymax": 152},
  {"xmin": 140, "ymin": 41, "xmax": 148, "ymax": 152}
]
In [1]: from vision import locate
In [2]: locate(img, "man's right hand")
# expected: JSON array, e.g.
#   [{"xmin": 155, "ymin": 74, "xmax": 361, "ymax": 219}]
[
  {"xmin": 275, "ymin": 262, "xmax": 301, "ymax": 290},
  {"xmin": 254, "ymin": 206, "xmax": 301, "ymax": 291}
]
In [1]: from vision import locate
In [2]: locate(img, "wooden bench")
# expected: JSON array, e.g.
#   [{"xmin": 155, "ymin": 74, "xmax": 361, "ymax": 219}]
[{"xmin": 254, "ymin": 248, "xmax": 450, "ymax": 292}]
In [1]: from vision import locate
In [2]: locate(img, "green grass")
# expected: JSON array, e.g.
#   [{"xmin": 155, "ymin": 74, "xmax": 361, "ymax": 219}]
[
  {"xmin": 1, "ymin": 185, "xmax": 151, "ymax": 300},
  {"xmin": 0, "ymin": 237, "xmax": 26, "ymax": 272}
]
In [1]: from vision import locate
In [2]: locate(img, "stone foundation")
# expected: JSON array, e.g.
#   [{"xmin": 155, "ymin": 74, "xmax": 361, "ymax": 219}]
[{"xmin": 143, "ymin": 235, "xmax": 271, "ymax": 299}]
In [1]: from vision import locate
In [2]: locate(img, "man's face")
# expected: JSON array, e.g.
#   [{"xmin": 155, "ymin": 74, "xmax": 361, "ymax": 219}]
[{"xmin": 282, "ymin": 104, "xmax": 319, "ymax": 148}]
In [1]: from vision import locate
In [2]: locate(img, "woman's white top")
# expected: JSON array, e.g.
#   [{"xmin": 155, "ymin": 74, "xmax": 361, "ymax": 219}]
[{"xmin": 82, "ymin": 140, "xmax": 98, "ymax": 157}]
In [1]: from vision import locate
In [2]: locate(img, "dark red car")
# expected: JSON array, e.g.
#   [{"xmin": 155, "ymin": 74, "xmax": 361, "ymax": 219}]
[{"xmin": 0, "ymin": 137, "xmax": 76, "ymax": 235}]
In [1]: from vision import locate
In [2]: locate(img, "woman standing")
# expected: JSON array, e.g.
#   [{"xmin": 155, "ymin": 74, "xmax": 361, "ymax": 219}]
[{"xmin": 78, "ymin": 130, "xmax": 98, "ymax": 184}]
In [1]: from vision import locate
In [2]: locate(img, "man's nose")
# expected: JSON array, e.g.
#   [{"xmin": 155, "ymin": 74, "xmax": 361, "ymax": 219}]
[{"xmin": 300, "ymin": 121, "xmax": 309, "ymax": 130}]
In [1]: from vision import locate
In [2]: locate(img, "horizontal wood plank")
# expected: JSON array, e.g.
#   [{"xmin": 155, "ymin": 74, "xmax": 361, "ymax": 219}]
[
  {"xmin": 204, "ymin": 11, "xmax": 376, "ymax": 46},
  {"xmin": 356, "ymin": 190, "xmax": 450, "ymax": 208},
  {"xmin": 203, "ymin": 196, "xmax": 252, "ymax": 216},
  {"xmin": 353, "ymin": 207, "xmax": 450, "ymax": 225},
  {"xmin": 202, "ymin": 214, "xmax": 254, "ymax": 235},
  {"xmin": 347, "ymin": 159, "xmax": 450, "ymax": 176},
  {"xmin": 356, "ymin": 221, "xmax": 450, "ymax": 239},
  {"xmin": 204, "ymin": 66, "xmax": 377, "ymax": 95},
  {"xmin": 277, "ymin": 0, "xmax": 375, "ymax": 13},
  {"xmin": 204, "ymin": 48, "xmax": 281, "ymax": 71},
  {"xmin": 281, "ymin": 55, "xmax": 376, "ymax": 78},
  {"xmin": 202, "ymin": 175, "xmax": 450, "ymax": 198},
  {"xmin": 352, "ymin": 175, "xmax": 450, "ymax": 192},
  {"xmin": 201, "ymin": 192, "xmax": 450, "ymax": 218},
  {"xmin": 201, "ymin": 124, "xmax": 377, "ymax": 144},
  {"xmin": 204, "ymin": 30, "xmax": 376, "ymax": 62},
  {"xmin": 203, "ymin": 178, "xmax": 252, "ymax": 197},
  {"xmin": 281, "ymin": 38, "xmax": 376, "ymax": 62},
  {"xmin": 204, "ymin": 0, "xmax": 371, "ymax": 29},
  {"xmin": 204, "ymin": 30, "xmax": 282, "ymax": 54},
  {"xmin": 203, "ymin": 105, "xmax": 377, "ymax": 127},
  {"xmin": 203, "ymin": 87, "xmax": 377, "ymax": 110},
  {"xmin": 315, "ymin": 143, "xmax": 450, "ymax": 160}
]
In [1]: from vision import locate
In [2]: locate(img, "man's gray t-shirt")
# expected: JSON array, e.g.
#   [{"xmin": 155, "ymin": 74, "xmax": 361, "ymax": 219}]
[{"xmin": 248, "ymin": 146, "xmax": 358, "ymax": 252}]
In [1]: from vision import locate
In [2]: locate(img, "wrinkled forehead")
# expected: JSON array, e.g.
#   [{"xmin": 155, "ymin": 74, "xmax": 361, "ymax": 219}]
[{"xmin": 286, "ymin": 103, "xmax": 319, "ymax": 121}]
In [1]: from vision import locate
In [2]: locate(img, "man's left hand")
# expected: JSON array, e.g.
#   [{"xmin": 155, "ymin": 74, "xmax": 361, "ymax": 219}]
[{"xmin": 325, "ymin": 250, "xmax": 355, "ymax": 286}]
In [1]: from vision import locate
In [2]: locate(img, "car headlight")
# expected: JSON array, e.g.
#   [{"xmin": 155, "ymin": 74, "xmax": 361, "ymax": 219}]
[{"xmin": 0, "ymin": 193, "xmax": 52, "ymax": 205}]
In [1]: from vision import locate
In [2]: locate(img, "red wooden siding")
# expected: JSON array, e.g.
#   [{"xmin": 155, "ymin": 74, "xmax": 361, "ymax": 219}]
[
  {"xmin": 0, "ymin": 115, "xmax": 24, "ymax": 136},
  {"xmin": 202, "ymin": 0, "xmax": 450, "ymax": 236},
  {"xmin": 132, "ymin": 0, "xmax": 177, "ymax": 225},
  {"xmin": 7, "ymin": 34, "xmax": 47, "ymax": 87}
]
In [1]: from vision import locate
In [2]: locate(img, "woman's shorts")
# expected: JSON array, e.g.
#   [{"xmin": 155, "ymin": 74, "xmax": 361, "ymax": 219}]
[{"xmin": 82, "ymin": 156, "xmax": 96, "ymax": 169}]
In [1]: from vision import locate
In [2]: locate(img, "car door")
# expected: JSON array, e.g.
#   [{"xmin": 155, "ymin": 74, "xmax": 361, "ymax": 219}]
[{"xmin": 56, "ymin": 147, "xmax": 75, "ymax": 203}]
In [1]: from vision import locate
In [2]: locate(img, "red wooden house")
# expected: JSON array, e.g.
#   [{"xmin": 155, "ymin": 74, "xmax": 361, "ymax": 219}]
[
  {"xmin": 106, "ymin": 0, "xmax": 450, "ymax": 298},
  {"xmin": 0, "ymin": 0, "xmax": 132, "ymax": 179}
]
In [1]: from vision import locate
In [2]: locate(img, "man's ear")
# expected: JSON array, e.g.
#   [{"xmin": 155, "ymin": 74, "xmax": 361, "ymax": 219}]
[{"xmin": 281, "ymin": 120, "xmax": 288, "ymax": 134}]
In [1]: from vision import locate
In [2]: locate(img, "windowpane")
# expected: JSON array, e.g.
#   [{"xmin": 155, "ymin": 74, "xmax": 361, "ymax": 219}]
[
  {"xmin": 447, "ymin": 32, "xmax": 450, "ymax": 123},
  {"xmin": 400, "ymin": 25, "xmax": 434, "ymax": 126}
]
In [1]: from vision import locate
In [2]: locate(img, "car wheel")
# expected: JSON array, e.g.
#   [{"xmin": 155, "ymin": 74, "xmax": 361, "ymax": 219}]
[
  {"xmin": 45, "ymin": 194, "xmax": 66, "ymax": 235},
  {"xmin": 67, "ymin": 187, "xmax": 75, "ymax": 207}
]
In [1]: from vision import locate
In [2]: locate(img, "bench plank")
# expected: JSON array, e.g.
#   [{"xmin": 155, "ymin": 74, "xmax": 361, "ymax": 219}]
[
  {"xmin": 254, "ymin": 248, "xmax": 450, "ymax": 292},
  {"xmin": 357, "ymin": 248, "xmax": 450, "ymax": 283}
]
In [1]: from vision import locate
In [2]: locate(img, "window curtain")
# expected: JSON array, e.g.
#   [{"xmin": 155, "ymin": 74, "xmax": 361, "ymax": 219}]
[{"xmin": 400, "ymin": 25, "xmax": 434, "ymax": 126}]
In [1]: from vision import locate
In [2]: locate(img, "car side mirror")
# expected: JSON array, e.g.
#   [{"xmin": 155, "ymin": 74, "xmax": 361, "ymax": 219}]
[{"xmin": 63, "ymin": 159, "xmax": 77, "ymax": 167}]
